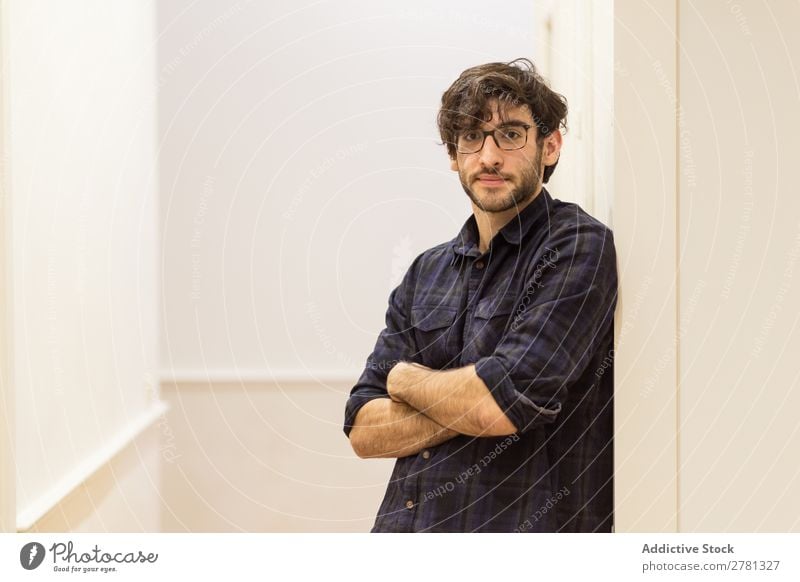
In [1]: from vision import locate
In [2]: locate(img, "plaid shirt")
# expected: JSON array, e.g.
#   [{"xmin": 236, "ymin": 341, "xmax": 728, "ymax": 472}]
[{"xmin": 343, "ymin": 188, "xmax": 617, "ymax": 532}]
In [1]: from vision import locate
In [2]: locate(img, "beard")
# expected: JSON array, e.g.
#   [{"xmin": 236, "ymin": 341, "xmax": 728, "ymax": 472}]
[{"xmin": 459, "ymin": 147, "xmax": 544, "ymax": 213}]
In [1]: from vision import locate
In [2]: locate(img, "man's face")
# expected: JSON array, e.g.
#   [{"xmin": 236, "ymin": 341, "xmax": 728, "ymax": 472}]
[{"xmin": 450, "ymin": 100, "xmax": 560, "ymax": 214}]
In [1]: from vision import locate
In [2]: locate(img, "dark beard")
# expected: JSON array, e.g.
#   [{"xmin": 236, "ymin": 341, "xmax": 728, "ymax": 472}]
[{"xmin": 460, "ymin": 148, "xmax": 544, "ymax": 213}]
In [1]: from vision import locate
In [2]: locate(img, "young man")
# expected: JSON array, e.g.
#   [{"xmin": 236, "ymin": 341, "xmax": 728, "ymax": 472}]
[{"xmin": 343, "ymin": 58, "xmax": 617, "ymax": 532}]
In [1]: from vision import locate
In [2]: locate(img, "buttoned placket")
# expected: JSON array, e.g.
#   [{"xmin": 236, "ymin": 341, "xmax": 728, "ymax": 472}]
[{"xmin": 463, "ymin": 242, "xmax": 495, "ymax": 352}]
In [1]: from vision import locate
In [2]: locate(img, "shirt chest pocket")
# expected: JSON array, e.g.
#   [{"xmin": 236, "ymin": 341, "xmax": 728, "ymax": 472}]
[
  {"xmin": 410, "ymin": 305, "xmax": 459, "ymax": 369},
  {"xmin": 468, "ymin": 296, "xmax": 517, "ymax": 356}
]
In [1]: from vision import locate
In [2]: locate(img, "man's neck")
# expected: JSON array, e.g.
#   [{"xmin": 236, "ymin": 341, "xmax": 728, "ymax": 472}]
[{"xmin": 471, "ymin": 188, "xmax": 541, "ymax": 254}]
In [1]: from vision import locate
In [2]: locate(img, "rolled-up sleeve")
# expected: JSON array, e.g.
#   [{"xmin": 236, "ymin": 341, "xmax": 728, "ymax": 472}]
[
  {"xmin": 474, "ymin": 224, "xmax": 618, "ymax": 434},
  {"xmin": 343, "ymin": 260, "xmax": 419, "ymax": 438}
]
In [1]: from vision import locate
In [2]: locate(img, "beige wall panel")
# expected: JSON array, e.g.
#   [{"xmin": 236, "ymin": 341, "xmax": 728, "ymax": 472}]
[
  {"xmin": 614, "ymin": 0, "xmax": 679, "ymax": 532},
  {"xmin": 159, "ymin": 381, "xmax": 393, "ymax": 532},
  {"xmin": 678, "ymin": 0, "xmax": 800, "ymax": 531}
]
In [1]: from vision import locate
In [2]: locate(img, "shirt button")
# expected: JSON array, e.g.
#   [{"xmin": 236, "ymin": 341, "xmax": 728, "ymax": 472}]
[
  {"xmin": 405, "ymin": 500, "xmax": 415, "ymax": 509},
  {"xmin": 422, "ymin": 450, "xmax": 431, "ymax": 459},
  {"xmin": 474, "ymin": 260, "xmax": 485, "ymax": 270}
]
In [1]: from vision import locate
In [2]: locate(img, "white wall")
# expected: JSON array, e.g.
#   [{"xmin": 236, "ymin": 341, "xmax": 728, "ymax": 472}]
[
  {"xmin": 7, "ymin": 0, "xmax": 162, "ymax": 531},
  {"xmin": 158, "ymin": 0, "xmax": 538, "ymax": 377}
]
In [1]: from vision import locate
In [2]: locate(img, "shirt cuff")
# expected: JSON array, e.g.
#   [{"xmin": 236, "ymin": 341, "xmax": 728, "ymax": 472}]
[
  {"xmin": 474, "ymin": 356, "xmax": 562, "ymax": 433},
  {"xmin": 343, "ymin": 390, "xmax": 389, "ymax": 438}
]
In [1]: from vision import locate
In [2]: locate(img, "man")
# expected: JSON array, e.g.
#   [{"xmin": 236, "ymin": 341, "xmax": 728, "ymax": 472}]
[{"xmin": 343, "ymin": 58, "xmax": 617, "ymax": 532}]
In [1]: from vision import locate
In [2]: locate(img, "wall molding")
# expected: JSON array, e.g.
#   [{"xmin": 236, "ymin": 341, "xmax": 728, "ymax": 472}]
[
  {"xmin": 160, "ymin": 369, "xmax": 361, "ymax": 385},
  {"xmin": 16, "ymin": 401, "xmax": 169, "ymax": 531}
]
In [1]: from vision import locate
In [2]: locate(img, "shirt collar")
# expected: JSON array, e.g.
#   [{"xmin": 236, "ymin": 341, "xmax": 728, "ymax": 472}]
[{"xmin": 451, "ymin": 187, "xmax": 553, "ymax": 257}]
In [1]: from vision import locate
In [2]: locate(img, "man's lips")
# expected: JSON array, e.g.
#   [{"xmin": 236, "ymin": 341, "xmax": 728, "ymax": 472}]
[{"xmin": 475, "ymin": 174, "xmax": 509, "ymax": 186}]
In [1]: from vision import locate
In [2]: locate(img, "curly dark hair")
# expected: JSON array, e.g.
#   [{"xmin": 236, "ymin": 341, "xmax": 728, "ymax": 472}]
[{"xmin": 437, "ymin": 58, "xmax": 568, "ymax": 183}]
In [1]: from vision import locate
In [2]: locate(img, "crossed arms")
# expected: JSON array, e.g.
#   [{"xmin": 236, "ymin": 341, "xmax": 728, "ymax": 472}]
[
  {"xmin": 348, "ymin": 362, "xmax": 518, "ymax": 459},
  {"xmin": 346, "ymin": 225, "xmax": 618, "ymax": 460}
]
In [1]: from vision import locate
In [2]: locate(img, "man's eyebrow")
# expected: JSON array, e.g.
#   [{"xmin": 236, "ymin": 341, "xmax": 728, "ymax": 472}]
[
  {"xmin": 496, "ymin": 119, "xmax": 530, "ymax": 127},
  {"xmin": 462, "ymin": 118, "xmax": 530, "ymax": 131},
  {"xmin": 477, "ymin": 119, "xmax": 530, "ymax": 128}
]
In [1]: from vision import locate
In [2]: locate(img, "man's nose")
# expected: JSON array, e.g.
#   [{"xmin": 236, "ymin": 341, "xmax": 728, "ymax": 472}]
[{"xmin": 478, "ymin": 134, "xmax": 504, "ymax": 168}]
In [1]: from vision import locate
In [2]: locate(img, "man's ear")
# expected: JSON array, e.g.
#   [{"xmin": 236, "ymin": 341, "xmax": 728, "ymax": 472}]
[
  {"xmin": 543, "ymin": 131, "xmax": 563, "ymax": 166},
  {"xmin": 450, "ymin": 156, "xmax": 459, "ymax": 172}
]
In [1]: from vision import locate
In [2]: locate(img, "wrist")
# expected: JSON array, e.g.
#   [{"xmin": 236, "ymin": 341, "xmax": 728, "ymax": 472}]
[
  {"xmin": 387, "ymin": 361, "xmax": 410, "ymax": 402},
  {"xmin": 388, "ymin": 361, "xmax": 427, "ymax": 402}
]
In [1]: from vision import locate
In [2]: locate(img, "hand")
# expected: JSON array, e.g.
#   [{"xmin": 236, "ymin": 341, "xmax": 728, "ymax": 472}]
[{"xmin": 386, "ymin": 361, "xmax": 411, "ymax": 403}]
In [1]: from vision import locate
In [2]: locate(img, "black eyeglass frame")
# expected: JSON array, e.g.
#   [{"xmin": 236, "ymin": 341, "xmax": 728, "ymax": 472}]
[{"xmin": 455, "ymin": 123, "xmax": 534, "ymax": 154}]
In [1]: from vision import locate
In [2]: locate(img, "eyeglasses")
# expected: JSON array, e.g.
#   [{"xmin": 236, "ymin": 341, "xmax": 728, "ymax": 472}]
[{"xmin": 455, "ymin": 124, "xmax": 532, "ymax": 154}]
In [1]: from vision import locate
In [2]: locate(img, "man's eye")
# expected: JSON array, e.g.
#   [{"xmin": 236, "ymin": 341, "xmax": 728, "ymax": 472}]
[
  {"xmin": 462, "ymin": 131, "xmax": 481, "ymax": 141},
  {"xmin": 503, "ymin": 129, "xmax": 522, "ymax": 140}
]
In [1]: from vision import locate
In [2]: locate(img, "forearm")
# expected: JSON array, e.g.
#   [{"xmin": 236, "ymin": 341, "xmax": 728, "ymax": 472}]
[
  {"xmin": 348, "ymin": 398, "xmax": 460, "ymax": 459},
  {"xmin": 388, "ymin": 363, "xmax": 517, "ymax": 436}
]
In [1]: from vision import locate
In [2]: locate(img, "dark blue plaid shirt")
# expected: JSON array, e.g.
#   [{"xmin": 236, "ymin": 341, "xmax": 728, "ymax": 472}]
[{"xmin": 343, "ymin": 188, "xmax": 617, "ymax": 532}]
